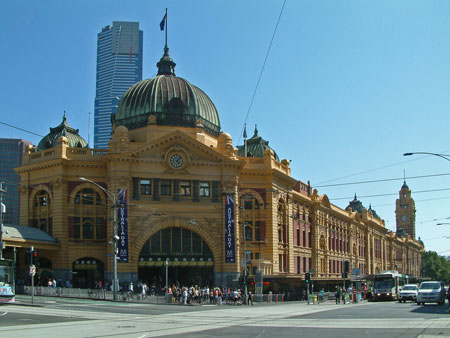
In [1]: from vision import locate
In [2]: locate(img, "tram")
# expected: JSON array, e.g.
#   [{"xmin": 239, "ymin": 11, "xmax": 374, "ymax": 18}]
[{"xmin": 0, "ymin": 259, "xmax": 15, "ymax": 303}]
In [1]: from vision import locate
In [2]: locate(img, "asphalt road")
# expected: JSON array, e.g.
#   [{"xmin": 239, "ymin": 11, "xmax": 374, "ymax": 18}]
[{"xmin": 0, "ymin": 295, "xmax": 448, "ymax": 338}]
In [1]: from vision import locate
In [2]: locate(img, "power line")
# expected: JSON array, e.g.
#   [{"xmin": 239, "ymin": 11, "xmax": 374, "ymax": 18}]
[
  {"xmin": 0, "ymin": 121, "xmax": 44, "ymax": 138},
  {"xmin": 313, "ymin": 172, "xmax": 450, "ymax": 188},
  {"xmin": 315, "ymin": 148, "xmax": 450, "ymax": 186},
  {"xmin": 237, "ymin": 0, "xmax": 287, "ymax": 145},
  {"xmin": 330, "ymin": 188, "xmax": 450, "ymax": 201}
]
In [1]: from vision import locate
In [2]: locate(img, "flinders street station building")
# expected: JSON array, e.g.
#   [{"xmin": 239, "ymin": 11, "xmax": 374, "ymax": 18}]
[{"xmin": 10, "ymin": 47, "xmax": 423, "ymax": 292}]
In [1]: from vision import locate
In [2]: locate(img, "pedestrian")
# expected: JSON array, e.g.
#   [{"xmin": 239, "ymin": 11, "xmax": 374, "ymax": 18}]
[
  {"xmin": 447, "ymin": 280, "xmax": 450, "ymax": 312},
  {"xmin": 335, "ymin": 287, "xmax": 341, "ymax": 304},
  {"xmin": 248, "ymin": 291, "xmax": 253, "ymax": 306}
]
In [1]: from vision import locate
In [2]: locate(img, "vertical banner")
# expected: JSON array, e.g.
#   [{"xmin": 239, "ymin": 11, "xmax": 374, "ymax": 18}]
[
  {"xmin": 117, "ymin": 189, "xmax": 128, "ymax": 263},
  {"xmin": 225, "ymin": 194, "xmax": 235, "ymax": 263}
]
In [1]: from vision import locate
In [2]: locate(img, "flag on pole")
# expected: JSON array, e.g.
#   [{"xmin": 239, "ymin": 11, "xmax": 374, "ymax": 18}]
[{"xmin": 160, "ymin": 13, "xmax": 167, "ymax": 31}]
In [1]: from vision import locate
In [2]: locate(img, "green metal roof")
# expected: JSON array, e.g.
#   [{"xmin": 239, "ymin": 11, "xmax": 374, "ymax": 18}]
[
  {"xmin": 237, "ymin": 126, "xmax": 280, "ymax": 161},
  {"xmin": 37, "ymin": 113, "xmax": 87, "ymax": 151},
  {"xmin": 112, "ymin": 47, "xmax": 221, "ymax": 136},
  {"xmin": 345, "ymin": 194, "xmax": 366, "ymax": 214}
]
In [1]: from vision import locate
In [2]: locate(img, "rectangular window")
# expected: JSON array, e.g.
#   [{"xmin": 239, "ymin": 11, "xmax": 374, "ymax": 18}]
[
  {"xmin": 74, "ymin": 217, "xmax": 80, "ymax": 239},
  {"xmin": 95, "ymin": 218, "xmax": 104, "ymax": 239},
  {"xmin": 199, "ymin": 182, "xmax": 210, "ymax": 197},
  {"xmin": 140, "ymin": 179, "xmax": 151, "ymax": 195},
  {"xmin": 160, "ymin": 180, "xmax": 172, "ymax": 196},
  {"xmin": 244, "ymin": 222, "xmax": 252, "ymax": 241},
  {"xmin": 254, "ymin": 221, "xmax": 260, "ymax": 241},
  {"xmin": 179, "ymin": 181, "xmax": 191, "ymax": 196}
]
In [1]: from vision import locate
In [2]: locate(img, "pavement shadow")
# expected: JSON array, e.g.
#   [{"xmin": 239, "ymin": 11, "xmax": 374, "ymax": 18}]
[{"xmin": 410, "ymin": 303, "xmax": 449, "ymax": 315}]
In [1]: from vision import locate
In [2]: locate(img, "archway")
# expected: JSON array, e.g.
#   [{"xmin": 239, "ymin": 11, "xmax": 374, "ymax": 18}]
[
  {"xmin": 72, "ymin": 258, "xmax": 104, "ymax": 289},
  {"xmin": 138, "ymin": 227, "xmax": 214, "ymax": 289}
]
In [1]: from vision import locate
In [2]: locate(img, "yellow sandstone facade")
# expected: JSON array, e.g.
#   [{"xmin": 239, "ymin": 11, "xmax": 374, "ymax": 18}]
[{"xmin": 13, "ymin": 48, "xmax": 423, "ymax": 291}]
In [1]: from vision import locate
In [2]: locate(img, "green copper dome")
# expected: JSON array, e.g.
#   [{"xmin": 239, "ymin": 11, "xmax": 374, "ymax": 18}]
[
  {"xmin": 237, "ymin": 125, "xmax": 280, "ymax": 161},
  {"xmin": 37, "ymin": 113, "xmax": 88, "ymax": 151},
  {"xmin": 345, "ymin": 194, "xmax": 366, "ymax": 214},
  {"xmin": 112, "ymin": 47, "xmax": 221, "ymax": 136}
]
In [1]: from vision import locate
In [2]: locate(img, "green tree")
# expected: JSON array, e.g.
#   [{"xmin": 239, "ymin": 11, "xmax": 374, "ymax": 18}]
[{"xmin": 422, "ymin": 251, "xmax": 450, "ymax": 282}]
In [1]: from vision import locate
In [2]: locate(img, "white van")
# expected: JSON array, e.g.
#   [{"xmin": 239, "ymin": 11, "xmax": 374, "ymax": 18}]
[{"xmin": 416, "ymin": 281, "xmax": 446, "ymax": 305}]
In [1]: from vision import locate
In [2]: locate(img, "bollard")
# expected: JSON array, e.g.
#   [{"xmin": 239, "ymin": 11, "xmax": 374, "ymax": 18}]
[
  {"xmin": 282, "ymin": 295, "xmax": 284, "ymax": 302},
  {"xmin": 276, "ymin": 294, "xmax": 278, "ymax": 303}
]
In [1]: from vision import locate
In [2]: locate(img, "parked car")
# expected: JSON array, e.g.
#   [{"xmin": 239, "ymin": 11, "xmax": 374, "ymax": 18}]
[
  {"xmin": 416, "ymin": 281, "xmax": 446, "ymax": 305},
  {"xmin": 398, "ymin": 284, "xmax": 418, "ymax": 302}
]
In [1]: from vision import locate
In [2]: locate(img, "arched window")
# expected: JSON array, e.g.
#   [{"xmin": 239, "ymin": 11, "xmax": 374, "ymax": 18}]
[
  {"xmin": 240, "ymin": 194, "xmax": 263, "ymax": 241},
  {"xmin": 30, "ymin": 189, "xmax": 52, "ymax": 235},
  {"xmin": 70, "ymin": 186, "xmax": 106, "ymax": 242},
  {"xmin": 74, "ymin": 188, "xmax": 102, "ymax": 205}
]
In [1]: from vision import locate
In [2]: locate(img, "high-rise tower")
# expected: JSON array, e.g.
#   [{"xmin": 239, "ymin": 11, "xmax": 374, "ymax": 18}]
[
  {"xmin": 0, "ymin": 138, "xmax": 31, "ymax": 225},
  {"xmin": 395, "ymin": 181, "xmax": 416, "ymax": 238},
  {"xmin": 94, "ymin": 21, "xmax": 143, "ymax": 149}
]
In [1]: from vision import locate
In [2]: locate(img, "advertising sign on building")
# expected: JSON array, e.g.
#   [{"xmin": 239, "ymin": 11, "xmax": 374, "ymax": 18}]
[
  {"xmin": 117, "ymin": 189, "xmax": 129, "ymax": 262},
  {"xmin": 225, "ymin": 194, "xmax": 235, "ymax": 263}
]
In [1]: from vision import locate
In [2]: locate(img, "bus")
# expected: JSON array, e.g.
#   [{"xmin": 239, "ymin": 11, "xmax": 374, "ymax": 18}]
[
  {"xmin": 373, "ymin": 270, "xmax": 406, "ymax": 301},
  {"xmin": 0, "ymin": 259, "xmax": 15, "ymax": 303}
]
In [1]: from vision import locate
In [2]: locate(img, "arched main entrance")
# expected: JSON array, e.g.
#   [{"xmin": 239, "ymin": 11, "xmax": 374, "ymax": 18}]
[
  {"xmin": 72, "ymin": 258, "xmax": 104, "ymax": 289},
  {"xmin": 138, "ymin": 227, "xmax": 214, "ymax": 288}
]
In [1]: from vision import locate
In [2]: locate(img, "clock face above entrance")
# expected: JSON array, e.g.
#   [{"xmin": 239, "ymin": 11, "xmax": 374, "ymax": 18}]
[
  {"xmin": 169, "ymin": 154, "xmax": 184, "ymax": 169},
  {"xmin": 401, "ymin": 215, "xmax": 408, "ymax": 222}
]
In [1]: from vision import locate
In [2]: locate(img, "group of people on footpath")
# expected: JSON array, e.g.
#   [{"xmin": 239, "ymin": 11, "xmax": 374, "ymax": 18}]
[
  {"xmin": 334, "ymin": 284, "xmax": 365, "ymax": 304},
  {"xmin": 164, "ymin": 285, "xmax": 254, "ymax": 306}
]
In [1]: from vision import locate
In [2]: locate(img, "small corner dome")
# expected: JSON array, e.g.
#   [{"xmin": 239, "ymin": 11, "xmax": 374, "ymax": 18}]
[
  {"xmin": 345, "ymin": 194, "xmax": 366, "ymax": 215},
  {"xmin": 112, "ymin": 46, "xmax": 220, "ymax": 136},
  {"xmin": 237, "ymin": 125, "xmax": 280, "ymax": 161},
  {"xmin": 37, "ymin": 114, "xmax": 87, "ymax": 151}
]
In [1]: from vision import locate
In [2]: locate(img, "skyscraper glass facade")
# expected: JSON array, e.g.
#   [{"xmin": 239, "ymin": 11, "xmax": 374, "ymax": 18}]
[
  {"xmin": 94, "ymin": 21, "xmax": 143, "ymax": 149},
  {"xmin": 0, "ymin": 138, "xmax": 31, "ymax": 225}
]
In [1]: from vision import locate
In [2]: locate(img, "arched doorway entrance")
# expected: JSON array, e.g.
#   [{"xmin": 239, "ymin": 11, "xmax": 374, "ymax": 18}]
[
  {"xmin": 138, "ymin": 227, "xmax": 214, "ymax": 289},
  {"xmin": 72, "ymin": 258, "xmax": 104, "ymax": 289}
]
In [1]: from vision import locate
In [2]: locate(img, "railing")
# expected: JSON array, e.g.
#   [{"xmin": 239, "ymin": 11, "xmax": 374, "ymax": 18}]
[{"xmin": 21, "ymin": 287, "xmax": 319, "ymax": 305}]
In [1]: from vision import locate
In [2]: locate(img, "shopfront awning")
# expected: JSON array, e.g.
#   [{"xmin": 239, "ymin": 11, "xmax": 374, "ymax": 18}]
[{"xmin": 1, "ymin": 224, "xmax": 60, "ymax": 250}]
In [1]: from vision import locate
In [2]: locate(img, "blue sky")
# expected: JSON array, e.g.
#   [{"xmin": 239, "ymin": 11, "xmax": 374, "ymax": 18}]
[{"xmin": 1, "ymin": 0, "xmax": 450, "ymax": 255}]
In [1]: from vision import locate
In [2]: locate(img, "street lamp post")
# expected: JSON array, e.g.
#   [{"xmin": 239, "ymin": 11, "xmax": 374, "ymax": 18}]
[
  {"xmin": 403, "ymin": 152, "xmax": 450, "ymax": 162},
  {"xmin": 80, "ymin": 177, "xmax": 119, "ymax": 301},
  {"xmin": 241, "ymin": 197, "xmax": 248, "ymax": 305}
]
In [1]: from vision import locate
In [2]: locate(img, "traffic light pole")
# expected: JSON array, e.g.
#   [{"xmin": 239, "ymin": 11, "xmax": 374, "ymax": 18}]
[{"xmin": 31, "ymin": 246, "xmax": 34, "ymax": 305}]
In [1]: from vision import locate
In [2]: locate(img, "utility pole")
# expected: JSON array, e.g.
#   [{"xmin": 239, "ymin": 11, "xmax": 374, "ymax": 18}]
[
  {"xmin": 0, "ymin": 181, "xmax": 6, "ymax": 260},
  {"xmin": 242, "ymin": 197, "xmax": 248, "ymax": 305}
]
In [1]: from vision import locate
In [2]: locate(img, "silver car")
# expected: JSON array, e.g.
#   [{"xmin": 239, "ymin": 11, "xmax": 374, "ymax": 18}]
[
  {"xmin": 398, "ymin": 284, "xmax": 418, "ymax": 302},
  {"xmin": 416, "ymin": 281, "xmax": 446, "ymax": 305}
]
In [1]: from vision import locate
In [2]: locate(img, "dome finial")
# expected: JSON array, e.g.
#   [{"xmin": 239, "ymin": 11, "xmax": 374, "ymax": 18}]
[
  {"xmin": 254, "ymin": 124, "xmax": 258, "ymax": 137},
  {"xmin": 63, "ymin": 110, "xmax": 66, "ymax": 122},
  {"xmin": 157, "ymin": 45, "xmax": 176, "ymax": 76}
]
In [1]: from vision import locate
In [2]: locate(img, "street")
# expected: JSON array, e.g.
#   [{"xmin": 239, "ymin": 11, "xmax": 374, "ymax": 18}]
[{"xmin": 0, "ymin": 296, "xmax": 449, "ymax": 337}]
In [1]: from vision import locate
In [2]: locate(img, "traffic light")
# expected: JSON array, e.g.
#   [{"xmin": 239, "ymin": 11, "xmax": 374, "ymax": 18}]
[
  {"xmin": 25, "ymin": 250, "xmax": 32, "ymax": 265},
  {"xmin": 343, "ymin": 260, "xmax": 349, "ymax": 278},
  {"xmin": 305, "ymin": 272, "xmax": 310, "ymax": 284},
  {"xmin": 32, "ymin": 250, "xmax": 39, "ymax": 266},
  {"xmin": 25, "ymin": 249, "xmax": 39, "ymax": 265}
]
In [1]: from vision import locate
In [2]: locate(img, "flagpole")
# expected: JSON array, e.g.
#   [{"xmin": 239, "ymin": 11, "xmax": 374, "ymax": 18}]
[
  {"xmin": 165, "ymin": 8, "xmax": 168, "ymax": 47},
  {"xmin": 244, "ymin": 123, "xmax": 247, "ymax": 158}
]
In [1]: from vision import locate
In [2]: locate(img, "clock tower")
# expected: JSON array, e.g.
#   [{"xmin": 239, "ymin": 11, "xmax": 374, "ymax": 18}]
[{"xmin": 395, "ymin": 180, "xmax": 416, "ymax": 238}]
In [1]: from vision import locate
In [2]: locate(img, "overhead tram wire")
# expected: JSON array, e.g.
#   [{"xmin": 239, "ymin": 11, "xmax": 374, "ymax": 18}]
[
  {"xmin": 313, "ymin": 172, "xmax": 450, "ymax": 188},
  {"xmin": 0, "ymin": 121, "xmax": 44, "ymax": 138},
  {"xmin": 314, "ymin": 149, "xmax": 450, "ymax": 186},
  {"xmin": 330, "ymin": 187, "xmax": 450, "ymax": 201},
  {"xmin": 237, "ymin": 0, "xmax": 287, "ymax": 145}
]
